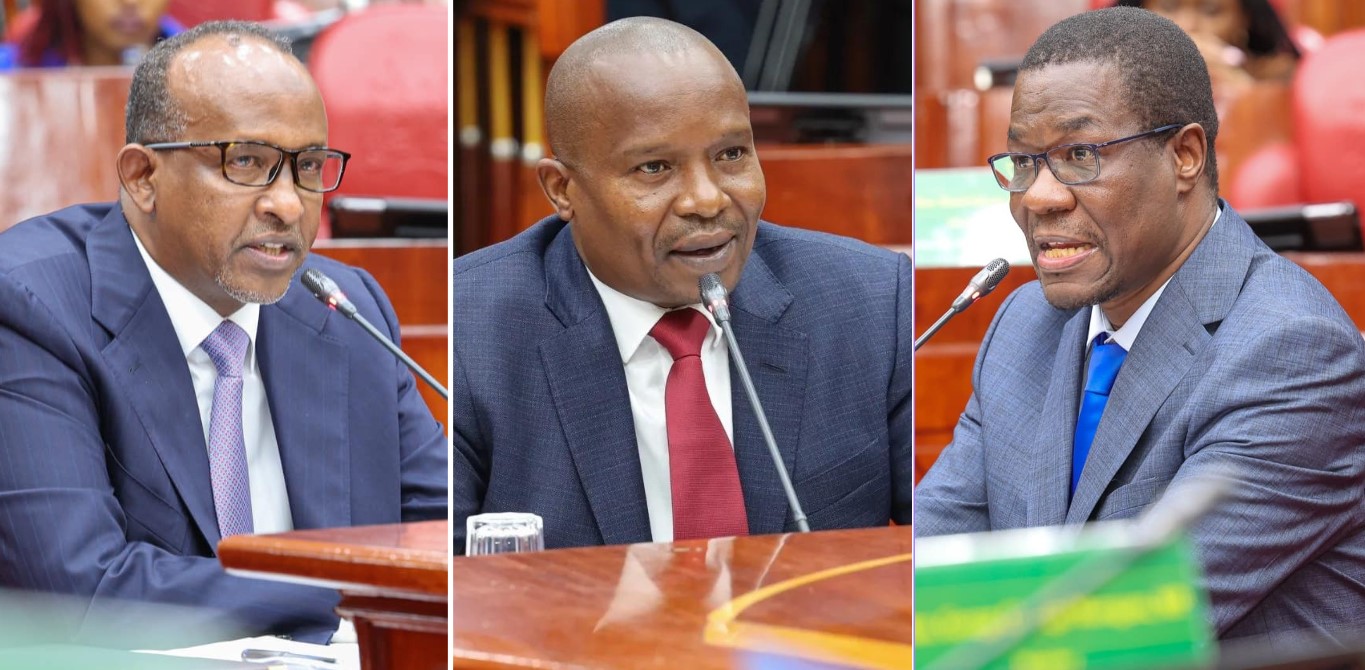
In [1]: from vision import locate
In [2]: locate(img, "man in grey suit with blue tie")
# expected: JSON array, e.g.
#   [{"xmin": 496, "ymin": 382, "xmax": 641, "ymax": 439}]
[
  {"xmin": 916, "ymin": 7, "xmax": 1365, "ymax": 645},
  {"xmin": 452, "ymin": 17, "xmax": 913, "ymax": 551}
]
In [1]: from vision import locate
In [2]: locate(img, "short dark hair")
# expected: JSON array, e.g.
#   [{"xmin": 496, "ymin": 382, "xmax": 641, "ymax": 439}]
[
  {"xmin": 1020, "ymin": 7, "xmax": 1220, "ymax": 192},
  {"xmin": 125, "ymin": 21, "xmax": 294, "ymax": 145}
]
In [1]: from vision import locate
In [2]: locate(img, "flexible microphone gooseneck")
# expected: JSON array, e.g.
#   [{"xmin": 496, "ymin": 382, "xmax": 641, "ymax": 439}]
[
  {"xmin": 301, "ymin": 268, "xmax": 449, "ymax": 400},
  {"xmin": 699, "ymin": 273, "xmax": 810, "ymax": 533},
  {"xmin": 914, "ymin": 257, "xmax": 1011, "ymax": 351}
]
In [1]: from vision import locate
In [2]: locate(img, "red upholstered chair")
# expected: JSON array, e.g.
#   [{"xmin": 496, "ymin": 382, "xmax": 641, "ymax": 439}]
[
  {"xmin": 167, "ymin": 0, "xmax": 275, "ymax": 26},
  {"xmin": 1290, "ymin": 29, "xmax": 1365, "ymax": 209},
  {"xmin": 307, "ymin": 4, "xmax": 449, "ymax": 238},
  {"xmin": 1231, "ymin": 29, "xmax": 1365, "ymax": 222},
  {"xmin": 1228, "ymin": 141, "xmax": 1299, "ymax": 208}
]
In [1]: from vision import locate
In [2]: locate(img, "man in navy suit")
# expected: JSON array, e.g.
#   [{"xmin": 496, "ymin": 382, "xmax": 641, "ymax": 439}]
[
  {"xmin": 0, "ymin": 22, "xmax": 446, "ymax": 643},
  {"xmin": 916, "ymin": 8, "xmax": 1365, "ymax": 644},
  {"xmin": 452, "ymin": 17, "xmax": 913, "ymax": 551}
]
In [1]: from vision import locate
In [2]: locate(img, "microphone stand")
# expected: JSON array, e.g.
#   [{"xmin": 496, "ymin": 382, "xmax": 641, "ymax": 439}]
[{"xmin": 718, "ymin": 321, "xmax": 811, "ymax": 533}]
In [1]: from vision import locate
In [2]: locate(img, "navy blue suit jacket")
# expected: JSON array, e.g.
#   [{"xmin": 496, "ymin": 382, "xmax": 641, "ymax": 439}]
[
  {"xmin": 452, "ymin": 216, "xmax": 913, "ymax": 551},
  {"xmin": 0, "ymin": 204, "xmax": 447, "ymax": 643}
]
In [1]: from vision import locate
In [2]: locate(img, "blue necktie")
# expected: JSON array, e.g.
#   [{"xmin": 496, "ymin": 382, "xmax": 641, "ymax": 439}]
[{"xmin": 1072, "ymin": 334, "xmax": 1127, "ymax": 496}]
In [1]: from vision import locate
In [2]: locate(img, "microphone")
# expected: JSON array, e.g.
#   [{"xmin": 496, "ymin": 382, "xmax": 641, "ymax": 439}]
[
  {"xmin": 699, "ymin": 273, "xmax": 810, "ymax": 533},
  {"xmin": 301, "ymin": 268, "xmax": 449, "ymax": 400},
  {"xmin": 914, "ymin": 258, "xmax": 1010, "ymax": 351}
]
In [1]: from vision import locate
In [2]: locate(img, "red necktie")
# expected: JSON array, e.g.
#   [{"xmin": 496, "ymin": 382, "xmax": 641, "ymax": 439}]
[{"xmin": 650, "ymin": 309, "xmax": 749, "ymax": 541}]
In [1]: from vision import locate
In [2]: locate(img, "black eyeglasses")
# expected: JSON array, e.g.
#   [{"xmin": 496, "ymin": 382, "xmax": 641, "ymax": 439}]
[
  {"xmin": 986, "ymin": 124, "xmax": 1183, "ymax": 193},
  {"xmin": 143, "ymin": 140, "xmax": 351, "ymax": 193}
]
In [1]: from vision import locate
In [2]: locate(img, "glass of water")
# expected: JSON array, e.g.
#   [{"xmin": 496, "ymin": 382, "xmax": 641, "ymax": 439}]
[{"xmin": 465, "ymin": 512, "xmax": 545, "ymax": 556}]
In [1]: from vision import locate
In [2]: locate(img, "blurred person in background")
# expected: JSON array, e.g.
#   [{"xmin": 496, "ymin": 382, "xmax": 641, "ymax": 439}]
[
  {"xmin": 1115, "ymin": 0, "xmax": 1299, "ymax": 94},
  {"xmin": 0, "ymin": 0, "xmax": 181, "ymax": 69}
]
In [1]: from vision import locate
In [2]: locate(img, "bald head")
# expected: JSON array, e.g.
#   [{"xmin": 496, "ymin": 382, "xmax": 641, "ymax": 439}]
[{"xmin": 545, "ymin": 17, "xmax": 744, "ymax": 167}]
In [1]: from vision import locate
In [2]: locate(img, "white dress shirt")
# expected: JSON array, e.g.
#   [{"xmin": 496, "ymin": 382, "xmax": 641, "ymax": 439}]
[
  {"xmin": 132, "ymin": 232, "xmax": 294, "ymax": 535},
  {"xmin": 587, "ymin": 269, "xmax": 733, "ymax": 543}
]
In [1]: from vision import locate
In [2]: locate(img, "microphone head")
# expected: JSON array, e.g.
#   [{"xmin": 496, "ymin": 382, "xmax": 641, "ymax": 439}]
[
  {"xmin": 301, "ymin": 268, "xmax": 334, "ymax": 300},
  {"xmin": 301, "ymin": 268, "xmax": 357, "ymax": 317},
  {"xmin": 951, "ymin": 258, "xmax": 1012, "ymax": 313},
  {"xmin": 979, "ymin": 258, "xmax": 1011, "ymax": 297},
  {"xmin": 698, "ymin": 273, "xmax": 731, "ymax": 323}
]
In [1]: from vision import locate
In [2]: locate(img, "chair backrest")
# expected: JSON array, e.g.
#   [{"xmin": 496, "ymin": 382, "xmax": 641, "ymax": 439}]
[
  {"xmin": 309, "ymin": 4, "xmax": 449, "ymax": 209},
  {"xmin": 167, "ymin": 0, "xmax": 275, "ymax": 26},
  {"xmin": 1293, "ymin": 29, "xmax": 1365, "ymax": 209}
]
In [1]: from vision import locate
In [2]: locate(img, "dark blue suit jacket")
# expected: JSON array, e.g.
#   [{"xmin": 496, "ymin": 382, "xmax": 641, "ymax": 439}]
[
  {"xmin": 0, "ymin": 204, "xmax": 447, "ymax": 643},
  {"xmin": 452, "ymin": 216, "xmax": 913, "ymax": 551}
]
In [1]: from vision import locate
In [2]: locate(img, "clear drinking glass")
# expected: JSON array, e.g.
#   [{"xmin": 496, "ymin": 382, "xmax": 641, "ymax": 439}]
[{"xmin": 465, "ymin": 512, "xmax": 545, "ymax": 556}]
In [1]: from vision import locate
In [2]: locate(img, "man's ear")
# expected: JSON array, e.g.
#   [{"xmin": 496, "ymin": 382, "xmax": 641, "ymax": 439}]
[
  {"xmin": 1171, "ymin": 123, "xmax": 1208, "ymax": 196},
  {"xmin": 116, "ymin": 144, "xmax": 158, "ymax": 214},
  {"xmin": 536, "ymin": 157, "xmax": 574, "ymax": 221}
]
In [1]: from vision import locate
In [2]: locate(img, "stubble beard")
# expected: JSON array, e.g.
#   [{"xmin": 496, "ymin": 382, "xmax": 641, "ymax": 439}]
[
  {"xmin": 217, "ymin": 269, "xmax": 289, "ymax": 307},
  {"xmin": 1039, "ymin": 274, "xmax": 1121, "ymax": 312}
]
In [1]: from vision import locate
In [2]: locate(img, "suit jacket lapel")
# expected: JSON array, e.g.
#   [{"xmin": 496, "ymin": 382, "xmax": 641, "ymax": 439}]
[
  {"xmin": 258, "ymin": 287, "xmax": 350, "ymax": 530},
  {"xmin": 1066, "ymin": 294, "xmax": 1200, "ymax": 523},
  {"xmin": 1066, "ymin": 205, "xmax": 1255, "ymax": 523},
  {"xmin": 727, "ymin": 252, "xmax": 806, "ymax": 535},
  {"xmin": 1027, "ymin": 308, "xmax": 1088, "ymax": 527},
  {"xmin": 88, "ymin": 210, "xmax": 222, "ymax": 548},
  {"xmin": 539, "ymin": 224, "xmax": 652, "ymax": 545}
]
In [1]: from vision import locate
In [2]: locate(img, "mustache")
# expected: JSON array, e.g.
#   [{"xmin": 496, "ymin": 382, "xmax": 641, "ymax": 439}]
[
  {"xmin": 241, "ymin": 217, "xmax": 308, "ymax": 250},
  {"xmin": 656, "ymin": 217, "xmax": 748, "ymax": 248}
]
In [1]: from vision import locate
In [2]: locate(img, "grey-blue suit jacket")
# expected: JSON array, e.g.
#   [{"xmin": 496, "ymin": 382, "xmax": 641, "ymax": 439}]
[
  {"xmin": 452, "ymin": 216, "xmax": 913, "ymax": 551},
  {"xmin": 916, "ymin": 206, "xmax": 1365, "ymax": 643},
  {"xmin": 0, "ymin": 204, "xmax": 448, "ymax": 644}
]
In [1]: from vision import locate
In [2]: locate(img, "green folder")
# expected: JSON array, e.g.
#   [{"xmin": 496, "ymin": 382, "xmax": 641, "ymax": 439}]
[{"xmin": 915, "ymin": 523, "xmax": 1214, "ymax": 670}]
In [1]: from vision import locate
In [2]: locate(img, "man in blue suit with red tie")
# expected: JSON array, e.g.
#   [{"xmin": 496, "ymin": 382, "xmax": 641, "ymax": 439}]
[
  {"xmin": 452, "ymin": 17, "xmax": 913, "ymax": 551},
  {"xmin": 0, "ymin": 22, "xmax": 446, "ymax": 643}
]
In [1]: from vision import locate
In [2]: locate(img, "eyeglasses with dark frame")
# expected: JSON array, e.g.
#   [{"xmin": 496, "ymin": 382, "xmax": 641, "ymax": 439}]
[
  {"xmin": 143, "ymin": 140, "xmax": 352, "ymax": 193},
  {"xmin": 986, "ymin": 124, "xmax": 1184, "ymax": 193}
]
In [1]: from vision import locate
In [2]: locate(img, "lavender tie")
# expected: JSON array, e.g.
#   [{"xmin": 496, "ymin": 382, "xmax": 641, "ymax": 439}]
[{"xmin": 200, "ymin": 320, "xmax": 254, "ymax": 539}]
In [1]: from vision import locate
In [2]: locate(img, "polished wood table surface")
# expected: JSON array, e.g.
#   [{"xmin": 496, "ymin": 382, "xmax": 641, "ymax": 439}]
[
  {"xmin": 914, "ymin": 253, "xmax": 1365, "ymax": 476},
  {"xmin": 219, "ymin": 521, "xmax": 448, "ymax": 670},
  {"xmin": 451, "ymin": 526, "xmax": 912, "ymax": 670}
]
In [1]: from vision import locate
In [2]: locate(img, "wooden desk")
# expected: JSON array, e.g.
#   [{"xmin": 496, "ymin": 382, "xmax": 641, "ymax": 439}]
[
  {"xmin": 451, "ymin": 526, "xmax": 913, "ymax": 669},
  {"xmin": 218, "ymin": 521, "xmax": 448, "ymax": 670},
  {"xmin": 914, "ymin": 253, "xmax": 1365, "ymax": 476},
  {"xmin": 0, "ymin": 67, "xmax": 132, "ymax": 231}
]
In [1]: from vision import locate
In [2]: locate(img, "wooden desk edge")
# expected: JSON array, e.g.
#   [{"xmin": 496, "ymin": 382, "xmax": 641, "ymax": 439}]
[{"xmin": 218, "ymin": 532, "xmax": 449, "ymax": 597}]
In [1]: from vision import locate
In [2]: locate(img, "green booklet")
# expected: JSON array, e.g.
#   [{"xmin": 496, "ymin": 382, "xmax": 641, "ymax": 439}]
[
  {"xmin": 915, "ymin": 522, "xmax": 1214, "ymax": 670},
  {"xmin": 914, "ymin": 167, "xmax": 1030, "ymax": 269}
]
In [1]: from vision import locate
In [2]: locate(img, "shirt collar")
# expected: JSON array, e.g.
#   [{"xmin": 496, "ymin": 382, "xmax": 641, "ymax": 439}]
[
  {"xmin": 1087, "ymin": 202, "xmax": 1223, "ymax": 350},
  {"xmin": 586, "ymin": 267, "xmax": 722, "ymax": 363},
  {"xmin": 132, "ymin": 227, "xmax": 261, "ymax": 361}
]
